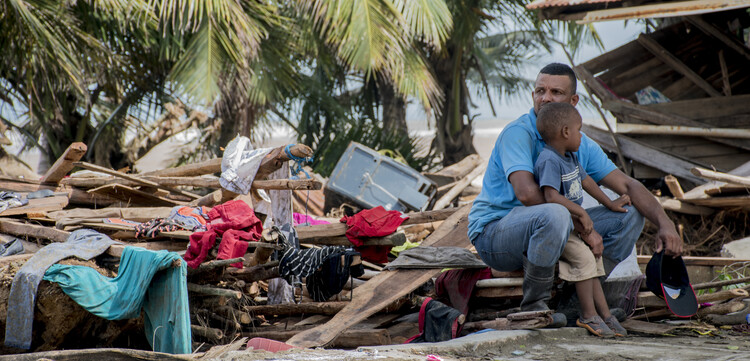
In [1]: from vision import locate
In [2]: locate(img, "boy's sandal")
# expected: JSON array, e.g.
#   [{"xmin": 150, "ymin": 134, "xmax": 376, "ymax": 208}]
[
  {"xmin": 576, "ymin": 315, "xmax": 615, "ymax": 338},
  {"xmin": 604, "ymin": 315, "xmax": 628, "ymax": 337}
]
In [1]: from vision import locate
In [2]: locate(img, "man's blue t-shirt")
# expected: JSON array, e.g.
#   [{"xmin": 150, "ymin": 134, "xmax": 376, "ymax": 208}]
[
  {"xmin": 467, "ymin": 108, "xmax": 617, "ymax": 242},
  {"xmin": 534, "ymin": 145, "xmax": 588, "ymax": 206}
]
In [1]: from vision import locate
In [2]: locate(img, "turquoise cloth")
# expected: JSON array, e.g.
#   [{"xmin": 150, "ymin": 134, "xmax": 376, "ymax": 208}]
[{"xmin": 43, "ymin": 246, "xmax": 191, "ymax": 354}]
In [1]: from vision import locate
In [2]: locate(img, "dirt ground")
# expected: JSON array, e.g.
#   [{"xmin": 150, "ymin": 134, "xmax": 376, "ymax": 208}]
[{"xmin": 201, "ymin": 329, "xmax": 750, "ymax": 361}]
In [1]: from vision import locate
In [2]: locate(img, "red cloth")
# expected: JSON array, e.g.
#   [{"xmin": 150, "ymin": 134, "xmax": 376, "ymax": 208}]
[
  {"xmin": 185, "ymin": 200, "xmax": 262, "ymax": 269},
  {"xmin": 340, "ymin": 206, "xmax": 408, "ymax": 263},
  {"xmin": 435, "ymin": 267, "xmax": 492, "ymax": 315}
]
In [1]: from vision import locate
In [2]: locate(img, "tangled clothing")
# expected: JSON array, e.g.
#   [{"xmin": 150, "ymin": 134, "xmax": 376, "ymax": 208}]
[
  {"xmin": 134, "ymin": 218, "xmax": 184, "ymax": 239},
  {"xmin": 185, "ymin": 200, "xmax": 262, "ymax": 269},
  {"xmin": 341, "ymin": 206, "xmax": 408, "ymax": 263},
  {"xmin": 406, "ymin": 298, "xmax": 464, "ymax": 343},
  {"xmin": 384, "ymin": 246, "xmax": 488, "ymax": 270},
  {"xmin": 306, "ymin": 249, "xmax": 364, "ymax": 302},
  {"xmin": 434, "ymin": 268, "xmax": 492, "ymax": 316},
  {"xmin": 167, "ymin": 206, "xmax": 210, "ymax": 231},
  {"xmin": 219, "ymin": 135, "xmax": 274, "ymax": 195},
  {"xmin": 5, "ymin": 229, "xmax": 118, "ymax": 349},
  {"xmin": 43, "ymin": 247, "xmax": 191, "ymax": 354}
]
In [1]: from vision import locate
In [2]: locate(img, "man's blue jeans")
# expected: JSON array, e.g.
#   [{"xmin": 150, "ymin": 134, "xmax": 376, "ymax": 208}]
[{"xmin": 474, "ymin": 203, "xmax": 644, "ymax": 273}]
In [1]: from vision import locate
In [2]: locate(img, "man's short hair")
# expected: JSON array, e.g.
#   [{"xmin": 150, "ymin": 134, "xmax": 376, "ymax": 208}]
[
  {"xmin": 539, "ymin": 63, "xmax": 577, "ymax": 94},
  {"xmin": 537, "ymin": 102, "xmax": 581, "ymax": 143}
]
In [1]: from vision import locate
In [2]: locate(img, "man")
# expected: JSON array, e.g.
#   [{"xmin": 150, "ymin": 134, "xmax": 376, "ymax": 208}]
[{"xmin": 468, "ymin": 63, "xmax": 682, "ymax": 312}]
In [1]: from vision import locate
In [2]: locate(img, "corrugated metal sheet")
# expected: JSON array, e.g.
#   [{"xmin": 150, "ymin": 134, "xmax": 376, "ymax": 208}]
[
  {"xmin": 577, "ymin": 0, "xmax": 750, "ymax": 23},
  {"xmin": 526, "ymin": 0, "xmax": 624, "ymax": 10}
]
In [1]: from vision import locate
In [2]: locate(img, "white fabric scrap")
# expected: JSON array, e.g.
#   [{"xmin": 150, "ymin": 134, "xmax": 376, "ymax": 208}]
[{"xmin": 219, "ymin": 136, "xmax": 274, "ymax": 195}]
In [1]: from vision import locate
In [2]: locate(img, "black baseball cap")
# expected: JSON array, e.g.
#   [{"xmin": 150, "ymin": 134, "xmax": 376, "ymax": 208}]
[{"xmin": 646, "ymin": 251, "xmax": 698, "ymax": 318}]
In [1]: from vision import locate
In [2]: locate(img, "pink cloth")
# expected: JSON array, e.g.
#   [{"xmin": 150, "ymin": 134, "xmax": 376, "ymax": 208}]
[
  {"xmin": 293, "ymin": 213, "xmax": 330, "ymax": 227},
  {"xmin": 185, "ymin": 200, "xmax": 262, "ymax": 269}
]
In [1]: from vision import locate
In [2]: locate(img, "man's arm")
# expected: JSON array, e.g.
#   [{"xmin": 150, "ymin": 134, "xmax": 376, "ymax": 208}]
[
  {"xmin": 599, "ymin": 169, "xmax": 682, "ymax": 256},
  {"xmin": 508, "ymin": 171, "xmax": 545, "ymax": 206}
]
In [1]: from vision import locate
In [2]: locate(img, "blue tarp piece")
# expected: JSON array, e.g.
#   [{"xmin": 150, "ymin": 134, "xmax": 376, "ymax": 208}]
[
  {"xmin": 5, "ymin": 229, "xmax": 118, "ymax": 349},
  {"xmin": 43, "ymin": 246, "xmax": 191, "ymax": 354}
]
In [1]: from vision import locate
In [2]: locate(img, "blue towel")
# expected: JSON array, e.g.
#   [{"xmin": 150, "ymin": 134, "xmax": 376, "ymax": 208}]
[
  {"xmin": 5, "ymin": 229, "xmax": 118, "ymax": 349},
  {"xmin": 43, "ymin": 246, "xmax": 191, "ymax": 354}
]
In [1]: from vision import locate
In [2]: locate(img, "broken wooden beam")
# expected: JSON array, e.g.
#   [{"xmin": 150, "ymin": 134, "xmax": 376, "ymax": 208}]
[
  {"xmin": 424, "ymin": 154, "xmax": 483, "ymax": 187},
  {"xmin": 656, "ymin": 196, "xmax": 714, "ymax": 216},
  {"xmin": 664, "ymin": 175, "xmax": 684, "ymax": 200},
  {"xmin": 636, "ymin": 255, "xmax": 750, "ymax": 266},
  {"xmin": 191, "ymin": 324, "xmax": 223, "ymax": 341},
  {"xmin": 244, "ymin": 302, "xmax": 350, "ymax": 316},
  {"xmin": 224, "ymin": 264, "xmax": 280, "ymax": 283},
  {"xmin": 241, "ymin": 328, "xmax": 391, "ymax": 348},
  {"xmin": 42, "ymin": 142, "xmax": 87, "ymax": 185},
  {"xmin": 432, "ymin": 162, "xmax": 486, "ymax": 210},
  {"xmin": 696, "ymin": 300, "xmax": 745, "ymax": 318},
  {"xmin": 638, "ymin": 288, "xmax": 749, "ymax": 308},
  {"xmin": 62, "ymin": 176, "xmax": 322, "ymax": 191},
  {"xmin": 73, "ymin": 161, "xmax": 201, "ymax": 200},
  {"xmin": 691, "ymin": 167, "xmax": 750, "ymax": 188},
  {"xmin": 686, "ymin": 15, "xmax": 750, "ymax": 63},
  {"xmin": 87, "ymin": 183, "xmax": 184, "ymax": 207},
  {"xmin": 302, "ymin": 231, "xmax": 406, "ymax": 247}
]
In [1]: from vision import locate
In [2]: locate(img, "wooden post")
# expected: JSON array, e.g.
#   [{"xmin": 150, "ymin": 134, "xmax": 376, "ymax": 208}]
[
  {"xmin": 663, "ymin": 175, "xmax": 684, "ymax": 200},
  {"xmin": 42, "ymin": 142, "xmax": 87, "ymax": 184}
]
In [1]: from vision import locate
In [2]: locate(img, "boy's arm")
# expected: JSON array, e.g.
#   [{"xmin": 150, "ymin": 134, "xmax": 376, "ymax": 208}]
[
  {"xmin": 542, "ymin": 186, "xmax": 587, "ymax": 220},
  {"xmin": 582, "ymin": 176, "xmax": 613, "ymax": 207}
]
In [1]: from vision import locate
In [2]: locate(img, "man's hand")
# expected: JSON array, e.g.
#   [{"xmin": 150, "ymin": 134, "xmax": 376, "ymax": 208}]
[
  {"xmin": 581, "ymin": 230, "xmax": 604, "ymax": 258},
  {"xmin": 656, "ymin": 225, "xmax": 683, "ymax": 257},
  {"xmin": 607, "ymin": 195, "xmax": 631, "ymax": 213}
]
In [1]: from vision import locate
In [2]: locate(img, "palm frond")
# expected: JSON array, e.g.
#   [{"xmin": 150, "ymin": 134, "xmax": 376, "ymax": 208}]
[{"xmin": 392, "ymin": 0, "xmax": 452, "ymax": 49}]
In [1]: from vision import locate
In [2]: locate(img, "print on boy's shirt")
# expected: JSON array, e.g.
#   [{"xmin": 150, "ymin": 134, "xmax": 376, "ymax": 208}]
[{"xmin": 561, "ymin": 166, "xmax": 584, "ymax": 203}]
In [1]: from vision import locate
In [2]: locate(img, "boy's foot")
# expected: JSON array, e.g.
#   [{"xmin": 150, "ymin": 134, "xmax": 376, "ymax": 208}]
[
  {"xmin": 604, "ymin": 315, "xmax": 628, "ymax": 337},
  {"xmin": 576, "ymin": 316, "xmax": 615, "ymax": 338}
]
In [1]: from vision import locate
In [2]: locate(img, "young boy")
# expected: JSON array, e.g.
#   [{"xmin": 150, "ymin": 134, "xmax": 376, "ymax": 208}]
[{"xmin": 533, "ymin": 102, "xmax": 630, "ymax": 337}]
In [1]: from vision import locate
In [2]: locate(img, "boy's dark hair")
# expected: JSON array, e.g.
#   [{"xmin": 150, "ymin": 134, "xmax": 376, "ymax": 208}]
[
  {"xmin": 537, "ymin": 102, "xmax": 581, "ymax": 143},
  {"xmin": 539, "ymin": 63, "xmax": 577, "ymax": 94}
]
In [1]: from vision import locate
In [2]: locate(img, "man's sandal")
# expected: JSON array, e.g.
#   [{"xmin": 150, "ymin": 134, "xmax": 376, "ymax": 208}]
[
  {"xmin": 604, "ymin": 315, "xmax": 628, "ymax": 337},
  {"xmin": 576, "ymin": 315, "xmax": 615, "ymax": 338}
]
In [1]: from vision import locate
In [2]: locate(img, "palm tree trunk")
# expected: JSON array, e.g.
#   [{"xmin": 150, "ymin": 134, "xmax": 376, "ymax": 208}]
[{"xmin": 376, "ymin": 74, "xmax": 407, "ymax": 134}]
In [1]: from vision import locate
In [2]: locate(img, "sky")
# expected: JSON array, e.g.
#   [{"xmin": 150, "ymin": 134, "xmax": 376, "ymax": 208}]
[{"xmin": 405, "ymin": 20, "xmax": 646, "ymax": 128}]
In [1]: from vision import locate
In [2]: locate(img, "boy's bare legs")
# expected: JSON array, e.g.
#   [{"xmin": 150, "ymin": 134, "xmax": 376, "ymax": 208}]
[
  {"xmin": 575, "ymin": 279, "xmax": 598, "ymax": 319},
  {"xmin": 575, "ymin": 278, "xmax": 616, "ymax": 337},
  {"xmin": 593, "ymin": 279, "xmax": 612, "ymax": 319}
]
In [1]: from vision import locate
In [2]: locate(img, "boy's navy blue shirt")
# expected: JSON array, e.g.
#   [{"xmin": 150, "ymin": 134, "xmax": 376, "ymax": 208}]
[{"xmin": 533, "ymin": 145, "xmax": 588, "ymax": 206}]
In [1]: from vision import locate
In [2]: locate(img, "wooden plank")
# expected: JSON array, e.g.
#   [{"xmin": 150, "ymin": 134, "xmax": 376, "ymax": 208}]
[
  {"xmin": 0, "ymin": 217, "xmax": 70, "ymax": 243},
  {"xmin": 0, "ymin": 195, "xmax": 68, "ymax": 216},
  {"xmin": 577, "ymin": 0, "xmax": 750, "ymax": 24},
  {"xmin": 424, "ymin": 154, "xmax": 482, "ymax": 186},
  {"xmin": 621, "ymin": 319, "xmax": 679, "ymax": 335},
  {"xmin": 302, "ymin": 231, "xmax": 406, "ymax": 247},
  {"xmin": 62, "ymin": 176, "xmax": 322, "ymax": 191},
  {"xmin": 636, "ymin": 255, "xmax": 750, "ymax": 266},
  {"xmin": 0, "ymin": 176, "xmax": 118, "ymax": 207},
  {"xmin": 664, "ymin": 175, "xmax": 684, "ymax": 199},
  {"xmin": 605, "ymin": 100, "xmax": 750, "ymax": 152},
  {"xmin": 644, "ymin": 94, "xmax": 750, "ymax": 120},
  {"xmin": 73, "ymin": 161, "xmax": 200, "ymax": 200},
  {"xmin": 637, "ymin": 33, "xmax": 721, "ymax": 97},
  {"xmin": 245, "ymin": 302, "xmax": 350, "ymax": 316},
  {"xmin": 241, "ymin": 328, "xmax": 392, "ymax": 348},
  {"xmin": 42, "ymin": 142, "xmax": 87, "ymax": 184},
  {"xmin": 681, "ymin": 195, "xmax": 750, "ymax": 208},
  {"xmin": 286, "ymin": 205, "xmax": 471, "ymax": 347},
  {"xmin": 686, "ymin": 15, "xmax": 750, "ymax": 62},
  {"xmin": 718, "ymin": 50, "xmax": 732, "ymax": 96},
  {"xmin": 657, "ymin": 197, "xmax": 714, "ymax": 216},
  {"xmin": 583, "ymin": 124, "xmax": 705, "ymax": 185},
  {"xmin": 296, "ymin": 208, "xmax": 457, "ymax": 242},
  {"xmin": 474, "ymin": 286, "xmax": 524, "ymax": 298},
  {"xmin": 88, "ymin": 184, "xmax": 184, "ymax": 206},
  {"xmin": 142, "ymin": 158, "xmax": 222, "ymax": 177},
  {"xmin": 691, "ymin": 167, "xmax": 750, "ymax": 188},
  {"xmin": 617, "ymin": 123, "xmax": 750, "ymax": 139}
]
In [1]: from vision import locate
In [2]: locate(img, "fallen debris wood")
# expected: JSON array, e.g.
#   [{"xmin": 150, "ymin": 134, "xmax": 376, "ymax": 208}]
[
  {"xmin": 696, "ymin": 300, "xmax": 745, "ymax": 317},
  {"xmin": 245, "ymin": 302, "xmax": 350, "ymax": 316},
  {"xmin": 617, "ymin": 123, "xmax": 750, "ymax": 139},
  {"xmin": 187, "ymin": 283, "xmax": 242, "ymax": 299},
  {"xmin": 42, "ymin": 142, "xmax": 87, "ymax": 185},
  {"xmin": 74, "ymin": 161, "xmax": 201, "ymax": 200},
  {"xmin": 191, "ymin": 324, "xmax": 224, "ymax": 341},
  {"xmin": 432, "ymin": 162, "xmax": 486, "ymax": 210},
  {"xmin": 286, "ymin": 205, "xmax": 471, "ymax": 348}
]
